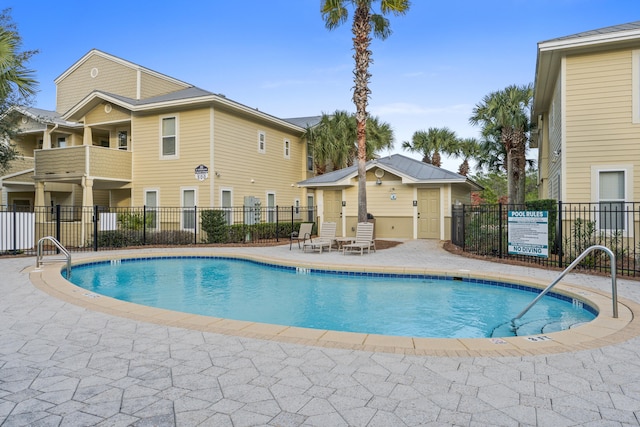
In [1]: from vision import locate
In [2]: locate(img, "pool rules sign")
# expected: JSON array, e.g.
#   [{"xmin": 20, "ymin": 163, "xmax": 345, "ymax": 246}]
[{"xmin": 508, "ymin": 211, "xmax": 549, "ymax": 258}]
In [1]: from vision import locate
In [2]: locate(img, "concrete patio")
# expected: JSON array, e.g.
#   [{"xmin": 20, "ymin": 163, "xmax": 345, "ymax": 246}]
[{"xmin": 2, "ymin": 240, "xmax": 640, "ymax": 426}]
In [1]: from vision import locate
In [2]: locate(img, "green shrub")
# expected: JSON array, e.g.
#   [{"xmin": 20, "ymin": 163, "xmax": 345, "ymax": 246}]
[
  {"xmin": 96, "ymin": 230, "xmax": 144, "ymax": 248},
  {"xmin": 117, "ymin": 212, "xmax": 152, "ymax": 230},
  {"xmin": 201, "ymin": 210, "xmax": 230, "ymax": 243}
]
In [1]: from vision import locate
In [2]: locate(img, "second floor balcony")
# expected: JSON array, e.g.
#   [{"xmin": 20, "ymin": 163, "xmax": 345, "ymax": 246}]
[{"xmin": 34, "ymin": 145, "xmax": 132, "ymax": 184}]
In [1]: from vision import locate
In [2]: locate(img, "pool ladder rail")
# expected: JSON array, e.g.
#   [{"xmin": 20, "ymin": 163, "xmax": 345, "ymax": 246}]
[
  {"xmin": 36, "ymin": 236, "xmax": 71, "ymax": 279},
  {"xmin": 511, "ymin": 245, "xmax": 618, "ymax": 329}
]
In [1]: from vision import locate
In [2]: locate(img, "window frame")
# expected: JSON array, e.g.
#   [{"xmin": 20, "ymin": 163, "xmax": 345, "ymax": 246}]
[
  {"xmin": 160, "ymin": 115, "xmax": 179, "ymax": 159},
  {"xmin": 221, "ymin": 188, "xmax": 233, "ymax": 225},
  {"xmin": 632, "ymin": 49, "xmax": 640, "ymax": 124},
  {"xmin": 258, "ymin": 131, "xmax": 266, "ymax": 154},
  {"xmin": 181, "ymin": 187, "xmax": 197, "ymax": 231},
  {"xmin": 266, "ymin": 192, "xmax": 276, "ymax": 223},
  {"xmin": 284, "ymin": 138, "xmax": 290, "ymax": 159},
  {"xmin": 306, "ymin": 140, "xmax": 314, "ymax": 171},
  {"xmin": 592, "ymin": 165, "xmax": 633, "ymax": 236},
  {"xmin": 144, "ymin": 189, "xmax": 159, "ymax": 230}
]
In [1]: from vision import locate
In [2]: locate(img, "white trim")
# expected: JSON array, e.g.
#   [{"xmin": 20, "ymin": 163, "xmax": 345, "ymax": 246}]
[
  {"xmin": 159, "ymin": 114, "xmax": 179, "ymax": 159},
  {"xmin": 258, "ymin": 131, "xmax": 266, "ymax": 154},
  {"xmin": 560, "ymin": 56, "xmax": 567, "ymax": 201},
  {"xmin": 181, "ymin": 187, "xmax": 198, "ymax": 231},
  {"xmin": 266, "ymin": 191, "xmax": 276, "ymax": 223},
  {"xmin": 144, "ymin": 189, "xmax": 160, "ymax": 230},
  {"xmin": 591, "ymin": 165, "xmax": 634, "ymax": 236},
  {"xmin": 221, "ymin": 188, "xmax": 233, "ymax": 225},
  {"xmin": 633, "ymin": 50, "xmax": 640, "ymax": 124},
  {"xmin": 210, "ymin": 107, "xmax": 215, "ymax": 205},
  {"xmin": 539, "ymin": 28, "xmax": 640, "ymax": 52}
]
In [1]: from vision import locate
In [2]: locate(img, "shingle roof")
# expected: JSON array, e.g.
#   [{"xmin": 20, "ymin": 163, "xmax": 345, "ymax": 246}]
[
  {"xmin": 541, "ymin": 20, "xmax": 640, "ymax": 44},
  {"xmin": 299, "ymin": 153, "xmax": 482, "ymax": 189},
  {"xmin": 283, "ymin": 116, "xmax": 322, "ymax": 128},
  {"xmin": 22, "ymin": 107, "xmax": 81, "ymax": 127}
]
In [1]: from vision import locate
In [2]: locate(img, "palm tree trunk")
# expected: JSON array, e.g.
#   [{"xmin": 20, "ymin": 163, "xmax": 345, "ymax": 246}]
[{"xmin": 353, "ymin": 2, "xmax": 371, "ymax": 223}]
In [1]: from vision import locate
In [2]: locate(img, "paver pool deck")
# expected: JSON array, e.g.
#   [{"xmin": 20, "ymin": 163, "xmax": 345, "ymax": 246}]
[{"xmin": 3, "ymin": 239, "xmax": 640, "ymax": 426}]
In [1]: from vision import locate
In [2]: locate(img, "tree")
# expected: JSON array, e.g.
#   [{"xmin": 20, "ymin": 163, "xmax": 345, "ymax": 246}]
[
  {"xmin": 469, "ymin": 84, "xmax": 533, "ymax": 205},
  {"xmin": 470, "ymin": 168, "xmax": 539, "ymax": 205},
  {"xmin": 321, "ymin": 0, "xmax": 410, "ymax": 222},
  {"xmin": 455, "ymin": 137, "xmax": 480, "ymax": 176},
  {"xmin": 304, "ymin": 110, "xmax": 394, "ymax": 173},
  {"xmin": 0, "ymin": 8, "xmax": 38, "ymax": 173},
  {"xmin": 401, "ymin": 127, "xmax": 458, "ymax": 167}
]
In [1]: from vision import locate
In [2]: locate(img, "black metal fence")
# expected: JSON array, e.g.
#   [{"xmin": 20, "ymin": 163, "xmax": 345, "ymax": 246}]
[
  {"xmin": 452, "ymin": 201, "xmax": 640, "ymax": 277},
  {"xmin": 1, "ymin": 204, "xmax": 317, "ymax": 255}
]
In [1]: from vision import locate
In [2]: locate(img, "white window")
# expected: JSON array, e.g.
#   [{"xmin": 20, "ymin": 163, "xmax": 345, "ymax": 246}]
[
  {"xmin": 57, "ymin": 137, "xmax": 67, "ymax": 148},
  {"xmin": 632, "ymin": 49, "xmax": 640, "ymax": 124},
  {"xmin": 118, "ymin": 130, "xmax": 128, "ymax": 151},
  {"xmin": 307, "ymin": 194, "xmax": 315, "ymax": 223},
  {"xmin": 284, "ymin": 139, "xmax": 290, "ymax": 159},
  {"xmin": 145, "ymin": 190, "xmax": 158, "ymax": 229},
  {"xmin": 307, "ymin": 140, "xmax": 313, "ymax": 171},
  {"xmin": 182, "ymin": 188, "xmax": 196, "ymax": 231},
  {"xmin": 161, "ymin": 116, "xmax": 178, "ymax": 158},
  {"xmin": 267, "ymin": 192, "xmax": 276, "ymax": 223},
  {"xmin": 258, "ymin": 131, "xmax": 266, "ymax": 154},
  {"xmin": 294, "ymin": 198, "xmax": 301, "ymax": 219},
  {"xmin": 221, "ymin": 189, "xmax": 232, "ymax": 225},
  {"xmin": 598, "ymin": 170, "xmax": 626, "ymax": 231}
]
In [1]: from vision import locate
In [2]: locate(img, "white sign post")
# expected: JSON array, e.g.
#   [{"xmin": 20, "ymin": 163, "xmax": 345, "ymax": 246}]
[{"xmin": 508, "ymin": 211, "xmax": 549, "ymax": 258}]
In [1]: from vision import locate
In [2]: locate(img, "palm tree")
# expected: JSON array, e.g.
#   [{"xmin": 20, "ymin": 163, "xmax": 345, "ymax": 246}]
[
  {"xmin": 321, "ymin": 0, "xmax": 410, "ymax": 222},
  {"xmin": 0, "ymin": 8, "xmax": 38, "ymax": 173},
  {"xmin": 304, "ymin": 110, "xmax": 394, "ymax": 173},
  {"xmin": 455, "ymin": 137, "xmax": 480, "ymax": 176},
  {"xmin": 469, "ymin": 84, "xmax": 533, "ymax": 205},
  {"xmin": 0, "ymin": 11, "xmax": 37, "ymax": 102},
  {"xmin": 402, "ymin": 127, "xmax": 458, "ymax": 167}
]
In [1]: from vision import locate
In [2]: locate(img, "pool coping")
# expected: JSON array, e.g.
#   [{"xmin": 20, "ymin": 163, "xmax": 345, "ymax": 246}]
[{"xmin": 29, "ymin": 251, "xmax": 640, "ymax": 357}]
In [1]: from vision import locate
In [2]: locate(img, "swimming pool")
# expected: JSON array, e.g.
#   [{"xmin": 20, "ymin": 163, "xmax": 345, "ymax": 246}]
[{"xmin": 68, "ymin": 256, "xmax": 597, "ymax": 339}]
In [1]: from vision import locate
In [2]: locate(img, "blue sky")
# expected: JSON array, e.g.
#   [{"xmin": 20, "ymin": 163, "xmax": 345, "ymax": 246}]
[{"xmin": 10, "ymin": 1, "xmax": 640, "ymax": 170}]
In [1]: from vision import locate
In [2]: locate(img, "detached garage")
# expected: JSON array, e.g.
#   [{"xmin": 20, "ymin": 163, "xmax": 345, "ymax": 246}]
[{"xmin": 298, "ymin": 154, "xmax": 482, "ymax": 240}]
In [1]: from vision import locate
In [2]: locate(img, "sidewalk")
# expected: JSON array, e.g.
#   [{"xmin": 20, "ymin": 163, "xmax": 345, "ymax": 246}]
[{"xmin": 2, "ymin": 240, "xmax": 640, "ymax": 426}]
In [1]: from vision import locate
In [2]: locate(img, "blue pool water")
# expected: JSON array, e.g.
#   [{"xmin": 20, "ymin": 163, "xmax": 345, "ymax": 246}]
[{"xmin": 69, "ymin": 257, "xmax": 597, "ymax": 338}]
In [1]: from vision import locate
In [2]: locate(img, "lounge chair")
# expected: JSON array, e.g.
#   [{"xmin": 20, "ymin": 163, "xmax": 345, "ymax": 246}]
[
  {"xmin": 303, "ymin": 222, "xmax": 336, "ymax": 253},
  {"xmin": 342, "ymin": 222, "xmax": 376, "ymax": 255},
  {"xmin": 290, "ymin": 222, "xmax": 314, "ymax": 250}
]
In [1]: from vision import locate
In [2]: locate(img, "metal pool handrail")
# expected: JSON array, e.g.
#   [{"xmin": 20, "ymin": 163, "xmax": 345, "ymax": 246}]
[
  {"xmin": 512, "ymin": 245, "xmax": 618, "ymax": 325},
  {"xmin": 36, "ymin": 236, "xmax": 71, "ymax": 279}
]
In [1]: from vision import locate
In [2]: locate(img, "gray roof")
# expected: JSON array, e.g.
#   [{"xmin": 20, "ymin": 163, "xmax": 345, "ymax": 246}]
[
  {"xmin": 22, "ymin": 107, "xmax": 81, "ymax": 127},
  {"xmin": 541, "ymin": 20, "xmax": 640, "ymax": 44},
  {"xmin": 283, "ymin": 116, "xmax": 322, "ymax": 129},
  {"xmin": 94, "ymin": 87, "xmax": 215, "ymax": 107},
  {"xmin": 299, "ymin": 154, "xmax": 482, "ymax": 189}
]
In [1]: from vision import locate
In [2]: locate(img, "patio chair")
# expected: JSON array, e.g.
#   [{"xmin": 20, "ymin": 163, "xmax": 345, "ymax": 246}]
[
  {"xmin": 290, "ymin": 222, "xmax": 314, "ymax": 250},
  {"xmin": 342, "ymin": 222, "xmax": 376, "ymax": 255},
  {"xmin": 302, "ymin": 222, "xmax": 336, "ymax": 253}
]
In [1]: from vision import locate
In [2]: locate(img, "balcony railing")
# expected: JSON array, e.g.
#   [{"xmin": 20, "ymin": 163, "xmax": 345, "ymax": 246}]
[{"xmin": 34, "ymin": 146, "xmax": 132, "ymax": 181}]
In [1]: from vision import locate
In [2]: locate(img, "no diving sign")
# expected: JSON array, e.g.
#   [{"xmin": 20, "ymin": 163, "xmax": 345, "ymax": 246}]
[{"xmin": 508, "ymin": 211, "xmax": 549, "ymax": 258}]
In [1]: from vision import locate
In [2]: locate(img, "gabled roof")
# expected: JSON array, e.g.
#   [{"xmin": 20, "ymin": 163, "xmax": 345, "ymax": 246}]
[
  {"xmin": 8, "ymin": 106, "xmax": 82, "ymax": 128},
  {"xmin": 533, "ymin": 20, "xmax": 640, "ymax": 116},
  {"xmin": 63, "ymin": 88, "xmax": 309, "ymax": 134},
  {"xmin": 54, "ymin": 49, "xmax": 191, "ymax": 90},
  {"xmin": 298, "ymin": 154, "xmax": 482, "ymax": 190}
]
